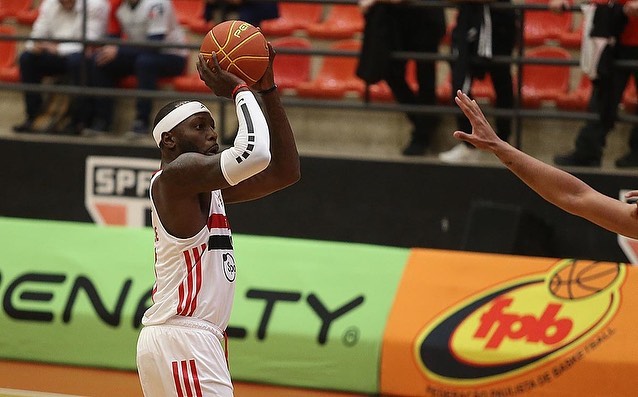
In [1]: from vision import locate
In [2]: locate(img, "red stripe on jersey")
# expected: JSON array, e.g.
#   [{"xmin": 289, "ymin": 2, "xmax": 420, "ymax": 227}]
[
  {"xmin": 189, "ymin": 359, "xmax": 204, "ymax": 397},
  {"xmin": 177, "ymin": 283, "xmax": 185, "ymax": 315},
  {"xmin": 208, "ymin": 213, "xmax": 229, "ymax": 230},
  {"xmin": 187, "ymin": 244, "xmax": 207, "ymax": 316},
  {"xmin": 172, "ymin": 361, "xmax": 184, "ymax": 397},
  {"xmin": 179, "ymin": 250, "xmax": 195, "ymax": 315},
  {"xmin": 181, "ymin": 360, "xmax": 193, "ymax": 397}
]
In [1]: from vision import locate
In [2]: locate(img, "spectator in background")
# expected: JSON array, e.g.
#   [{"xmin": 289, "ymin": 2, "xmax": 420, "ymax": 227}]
[
  {"xmin": 203, "ymin": 0, "xmax": 279, "ymax": 27},
  {"xmin": 356, "ymin": 0, "xmax": 446, "ymax": 156},
  {"xmin": 553, "ymin": 0, "xmax": 638, "ymax": 168},
  {"xmin": 12, "ymin": 0, "xmax": 110, "ymax": 135},
  {"xmin": 83, "ymin": 0, "xmax": 188, "ymax": 139},
  {"xmin": 438, "ymin": 0, "xmax": 518, "ymax": 164}
]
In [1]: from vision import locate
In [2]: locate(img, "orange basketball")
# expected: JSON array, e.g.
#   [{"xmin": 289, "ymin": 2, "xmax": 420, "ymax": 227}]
[
  {"xmin": 548, "ymin": 260, "xmax": 621, "ymax": 300},
  {"xmin": 200, "ymin": 20, "xmax": 269, "ymax": 84}
]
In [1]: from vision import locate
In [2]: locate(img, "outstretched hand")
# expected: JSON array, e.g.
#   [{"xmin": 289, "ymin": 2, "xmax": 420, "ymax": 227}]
[
  {"xmin": 197, "ymin": 52, "xmax": 246, "ymax": 99},
  {"xmin": 252, "ymin": 42, "xmax": 277, "ymax": 92},
  {"xmin": 453, "ymin": 90, "xmax": 503, "ymax": 152}
]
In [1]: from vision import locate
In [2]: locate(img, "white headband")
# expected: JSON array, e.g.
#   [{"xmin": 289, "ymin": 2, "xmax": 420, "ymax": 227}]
[{"xmin": 152, "ymin": 101, "xmax": 212, "ymax": 147}]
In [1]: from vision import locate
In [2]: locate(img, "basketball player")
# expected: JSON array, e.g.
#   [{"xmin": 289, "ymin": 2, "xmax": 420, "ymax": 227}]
[
  {"xmin": 136, "ymin": 45, "xmax": 299, "ymax": 396},
  {"xmin": 453, "ymin": 90, "xmax": 638, "ymax": 239}
]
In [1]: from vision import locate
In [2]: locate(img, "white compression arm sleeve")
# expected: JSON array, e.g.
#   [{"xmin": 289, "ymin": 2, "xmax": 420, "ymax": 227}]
[{"xmin": 220, "ymin": 91, "xmax": 271, "ymax": 186}]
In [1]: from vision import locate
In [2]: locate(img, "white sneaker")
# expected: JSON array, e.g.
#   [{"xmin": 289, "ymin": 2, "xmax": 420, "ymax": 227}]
[{"xmin": 438, "ymin": 143, "xmax": 482, "ymax": 164}]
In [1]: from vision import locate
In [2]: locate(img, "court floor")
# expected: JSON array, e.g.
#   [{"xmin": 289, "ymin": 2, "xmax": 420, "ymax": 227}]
[{"xmin": 0, "ymin": 361, "xmax": 368, "ymax": 397}]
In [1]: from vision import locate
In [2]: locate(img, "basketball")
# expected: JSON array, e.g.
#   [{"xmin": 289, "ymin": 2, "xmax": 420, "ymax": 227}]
[
  {"xmin": 548, "ymin": 259, "xmax": 621, "ymax": 300},
  {"xmin": 200, "ymin": 20, "xmax": 269, "ymax": 84}
]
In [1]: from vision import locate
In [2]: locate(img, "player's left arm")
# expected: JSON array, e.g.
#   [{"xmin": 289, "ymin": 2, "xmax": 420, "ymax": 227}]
[{"xmin": 221, "ymin": 43, "xmax": 301, "ymax": 203}]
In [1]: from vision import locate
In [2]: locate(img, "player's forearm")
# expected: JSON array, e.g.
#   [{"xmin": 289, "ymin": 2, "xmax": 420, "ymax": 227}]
[
  {"xmin": 260, "ymin": 90, "xmax": 300, "ymax": 186},
  {"xmin": 493, "ymin": 141, "xmax": 591, "ymax": 215}
]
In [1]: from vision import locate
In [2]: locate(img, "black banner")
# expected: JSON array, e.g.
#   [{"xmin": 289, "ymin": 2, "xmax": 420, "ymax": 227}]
[{"xmin": 1, "ymin": 137, "xmax": 635, "ymax": 262}]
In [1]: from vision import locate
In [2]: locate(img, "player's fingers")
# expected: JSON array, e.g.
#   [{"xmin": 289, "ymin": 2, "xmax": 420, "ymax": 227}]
[
  {"xmin": 454, "ymin": 93, "xmax": 475, "ymax": 118},
  {"xmin": 453, "ymin": 130, "xmax": 472, "ymax": 141},
  {"xmin": 209, "ymin": 52, "xmax": 222, "ymax": 72},
  {"xmin": 625, "ymin": 190, "xmax": 638, "ymax": 198},
  {"xmin": 267, "ymin": 42, "xmax": 276, "ymax": 61}
]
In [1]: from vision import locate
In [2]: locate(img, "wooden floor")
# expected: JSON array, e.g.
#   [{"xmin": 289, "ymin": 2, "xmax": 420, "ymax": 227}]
[{"xmin": 0, "ymin": 361, "xmax": 368, "ymax": 397}]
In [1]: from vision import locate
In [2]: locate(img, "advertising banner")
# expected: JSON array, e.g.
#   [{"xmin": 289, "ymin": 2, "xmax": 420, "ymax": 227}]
[
  {"xmin": 380, "ymin": 249, "xmax": 638, "ymax": 397},
  {"xmin": 229, "ymin": 236, "xmax": 407, "ymax": 393},
  {"xmin": 0, "ymin": 217, "xmax": 408, "ymax": 394}
]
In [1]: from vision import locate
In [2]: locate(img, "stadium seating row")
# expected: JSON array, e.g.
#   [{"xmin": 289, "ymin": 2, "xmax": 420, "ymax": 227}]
[
  {"xmin": 0, "ymin": 0, "xmax": 634, "ymax": 111},
  {"xmin": 0, "ymin": 0, "xmax": 584, "ymax": 48}
]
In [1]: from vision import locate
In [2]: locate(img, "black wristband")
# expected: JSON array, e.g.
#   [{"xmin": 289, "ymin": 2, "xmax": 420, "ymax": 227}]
[{"xmin": 258, "ymin": 84, "xmax": 278, "ymax": 95}]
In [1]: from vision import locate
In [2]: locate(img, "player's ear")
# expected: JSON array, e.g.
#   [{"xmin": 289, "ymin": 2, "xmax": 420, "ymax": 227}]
[{"xmin": 161, "ymin": 131, "xmax": 176, "ymax": 148}]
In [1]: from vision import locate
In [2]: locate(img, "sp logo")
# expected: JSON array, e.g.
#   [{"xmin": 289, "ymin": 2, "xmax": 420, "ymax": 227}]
[{"xmin": 223, "ymin": 253, "xmax": 236, "ymax": 282}]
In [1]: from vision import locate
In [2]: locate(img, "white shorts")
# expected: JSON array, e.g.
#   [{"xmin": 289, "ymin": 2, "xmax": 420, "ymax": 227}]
[{"xmin": 136, "ymin": 318, "xmax": 233, "ymax": 397}]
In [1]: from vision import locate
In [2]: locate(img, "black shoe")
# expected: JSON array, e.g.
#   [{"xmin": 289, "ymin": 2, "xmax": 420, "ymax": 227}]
[
  {"xmin": 402, "ymin": 140, "xmax": 427, "ymax": 156},
  {"xmin": 12, "ymin": 119, "xmax": 35, "ymax": 133},
  {"xmin": 615, "ymin": 152, "xmax": 638, "ymax": 168},
  {"xmin": 554, "ymin": 151, "xmax": 600, "ymax": 167}
]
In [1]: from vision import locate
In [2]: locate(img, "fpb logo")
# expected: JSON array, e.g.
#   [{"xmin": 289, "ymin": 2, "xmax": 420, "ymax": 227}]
[
  {"xmin": 415, "ymin": 259, "xmax": 626, "ymax": 385},
  {"xmin": 85, "ymin": 156, "xmax": 159, "ymax": 226}
]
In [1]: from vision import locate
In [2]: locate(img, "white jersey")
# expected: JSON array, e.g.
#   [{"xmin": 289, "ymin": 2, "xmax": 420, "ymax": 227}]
[
  {"xmin": 116, "ymin": 0, "xmax": 189, "ymax": 57},
  {"xmin": 26, "ymin": 0, "xmax": 110, "ymax": 56},
  {"xmin": 143, "ymin": 171, "xmax": 236, "ymax": 331}
]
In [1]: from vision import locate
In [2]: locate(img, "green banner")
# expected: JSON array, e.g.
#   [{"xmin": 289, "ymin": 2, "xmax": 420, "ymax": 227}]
[
  {"xmin": 0, "ymin": 217, "xmax": 408, "ymax": 393},
  {"xmin": 230, "ymin": 236, "xmax": 407, "ymax": 393},
  {"xmin": 0, "ymin": 217, "xmax": 153, "ymax": 369}
]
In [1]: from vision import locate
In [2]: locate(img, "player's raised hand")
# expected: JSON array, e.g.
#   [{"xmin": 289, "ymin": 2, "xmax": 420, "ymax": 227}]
[
  {"xmin": 197, "ymin": 53, "xmax": 246, "ymax": 99},
  {"xmin": 452, "ymin": 90, "xmax": 503, "ymax": 152},
  {"xmin": 252, "ymin": 43, "xmax": 277, "ymax": 93}
]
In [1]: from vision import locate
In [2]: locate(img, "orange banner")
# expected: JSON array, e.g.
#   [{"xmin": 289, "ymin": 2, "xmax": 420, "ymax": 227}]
[{"xmin": 381, "ymin": 249, "xmax": 638, "ymax": 397}]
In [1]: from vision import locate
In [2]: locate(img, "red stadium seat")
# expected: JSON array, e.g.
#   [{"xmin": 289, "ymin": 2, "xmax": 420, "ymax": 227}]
[
  {"xmin": 260, "ymin": 3, "xmax": 323, "ymax": 37},
  {"xmin": 523, "ymin": 0, "xmax": 572, "ymax": 46},
  {"xmin": 172, "ymin": 0, "xmax": 204, "ymax": 25},
  {"xmin": 271, "ymin": 36, "xmax": 311, "ymax": 91},
  {"xmin": 0, "ymin": 25, "xmax": 18, "ymax": 82},
  {"xmin": 117, "ymin": 75, "xmax": 181, "ymax": 89},
  {"xmin": 558, "ymin": 19, "xmax": 583, "ymax": 49},
  {"xmin": 622, "ymin": 76, "xmax": 637, "ymax": 113},
  {"xmin": 520, "ymin": 46, "xmax": 571, "ymax": 108},
  {"xmin": 306, "ymin": 5, "xmax": 363, "ymax": 40},
  {"xmin": 0, "ymin": 0, "xmax": 32, "ymax": 21},
  {"xmin": 556, "ymin": 74, "xmax": 591, "ymax": 111},
  {"xmin": 296, "ymin": 39, "xmax": 364, "ymax": 99},
  {"xmin": 173, "ymin": 72, "xmax": 210, "ymax": 93}
]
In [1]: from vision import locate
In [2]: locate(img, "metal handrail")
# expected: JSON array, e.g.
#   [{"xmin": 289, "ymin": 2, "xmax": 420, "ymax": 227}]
[{"xmin": 1, "ymin": 0, "xmax": 637, "ymax": 146}]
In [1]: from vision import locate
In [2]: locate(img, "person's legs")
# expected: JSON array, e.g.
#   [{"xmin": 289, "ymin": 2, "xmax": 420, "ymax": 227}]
[
  {"xmin": 615, "ymin": 71, "xmax": 638, "ymax": 167},
  {"xmin": 557, "ymin": 46, "xmax": 635, "ymax": 166},
  {"xmin": 488, "ymin": 65, "xmax": 514, "ymax": 142},
  {"xmin": 14, "ymin": 51, "xmax": 70, "ymax": 132},
  {"xmin": 88, "ymin": 47, "xmax": 137, "ymax": 133},
  {"xmin": 384, "ymin": 58, "xmax": 427, "ymax": 155},
  {"xmin": 131, "ymin": 53, "xmax": 186, "ymax": 135},
  {"xmin": 64, "ymin": 53, "xmax": 93, "ymax": 133}
]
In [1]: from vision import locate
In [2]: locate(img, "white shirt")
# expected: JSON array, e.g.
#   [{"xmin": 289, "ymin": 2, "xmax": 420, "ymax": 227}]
[
  {"xmin": 26, "ymin": 0, "xmax": 110, "ymax": 56},
  {"xmin": 143, "ymin": 172, "xmax": 236, "ymax": 330},
  {"xmin": 116, "ymin": 0, "xmax": 188, "ymax": 57}
]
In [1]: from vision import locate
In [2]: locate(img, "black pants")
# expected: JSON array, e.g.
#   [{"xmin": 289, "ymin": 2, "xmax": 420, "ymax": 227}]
[
  {"xmin": 574, "ymin": 45, "xmax": 638, "ymax": 159},
  {"xmin": 383, "ymin": 8, "xmax": 445, "ymax": 145},
  {"xmin": 451, "ymin": 34, "xmax": 514, "ymax": 142},
  {"xmin": 19, "ymin": 51, "xmax": 85, "ymax": 120},
  {"xmin": 90, "ymin": 47, "xmax": 187, "ymax": 128}
]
